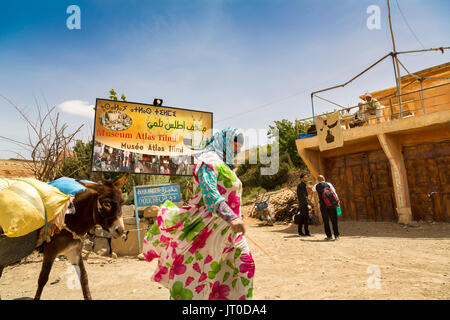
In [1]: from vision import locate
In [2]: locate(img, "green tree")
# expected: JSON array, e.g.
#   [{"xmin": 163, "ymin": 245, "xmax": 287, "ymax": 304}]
[
  {"xmin": 236, "ymin": 145, "xmax": 290, "ymax": 195},
  {"xmin": 56, "ymin": 140, "xmax": 93, "ymax": 180},
  {"xmin": 109, "ymin": 89, "xmax": 118, "ymax": 101},
  {"xmin": 109, "ymin": 89, "xmax": 127, "ymax": 101},
  {"xmin": 296, "ymin": 119, "xmax": 313, "ymax": 134},
  {"xmin": 267, "ymin": 119, "xmax": 303, "ymax": 167}
]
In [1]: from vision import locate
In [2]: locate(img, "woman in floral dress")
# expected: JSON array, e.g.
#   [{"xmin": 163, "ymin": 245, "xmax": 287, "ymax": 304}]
[{"xmin": 142, "ymin": 127, "xmax": 254, "ymax": 300}]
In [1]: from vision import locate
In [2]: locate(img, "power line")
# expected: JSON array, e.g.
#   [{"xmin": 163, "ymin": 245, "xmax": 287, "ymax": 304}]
[
  {"xmin": 0, "ymin": 135, "xmax": 28, "ymax": 147},
  {"xmin": 215, "ymin": 67, "xmax": 368, "ymax": 124},
  {"xmin": 219, "ymin": 0, "xmax": 434, "ymax": 125},
  {"xmin": 395, "ymin": 0, "xmax": 426, "ymax": 50},
  {"xmin": 215, "ymin": 89, "xmax": 308, "ymax": 123}
]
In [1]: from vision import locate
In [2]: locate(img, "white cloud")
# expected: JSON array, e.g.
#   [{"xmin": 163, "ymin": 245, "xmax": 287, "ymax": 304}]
[{"xmin": 57, "ymin": 100, "xmax": 95, "ymax": 118}]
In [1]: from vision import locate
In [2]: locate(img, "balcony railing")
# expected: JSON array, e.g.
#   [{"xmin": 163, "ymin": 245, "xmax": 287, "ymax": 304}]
[{"xmin": 296, "ymin": 81, "xmax": 450, "ymax": 139}]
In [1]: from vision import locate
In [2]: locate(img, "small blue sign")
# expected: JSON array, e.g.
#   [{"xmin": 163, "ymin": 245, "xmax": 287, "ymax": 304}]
[
  {"xmin": 134, "ymin": 184, "xmax": 181, "ymax": 208},
  {"xmin": 133, "ymin": 183, "xmax": 181, "ymax": 252}
]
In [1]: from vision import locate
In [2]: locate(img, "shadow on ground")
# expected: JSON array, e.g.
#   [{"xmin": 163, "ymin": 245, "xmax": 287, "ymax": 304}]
[{"xmin": 266, "ymin": 221, "xmax": 450, "ymax": 239}]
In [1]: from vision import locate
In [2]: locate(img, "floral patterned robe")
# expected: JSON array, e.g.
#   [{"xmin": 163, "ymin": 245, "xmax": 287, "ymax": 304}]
[{"xmin": 142, "ymin": 151, "xmax": 254, "ymax": 300}]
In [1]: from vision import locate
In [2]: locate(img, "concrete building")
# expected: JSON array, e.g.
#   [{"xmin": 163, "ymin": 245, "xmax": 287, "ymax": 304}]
[{"xmin": 296, "ymin": 62, "xmax": 450, "ymax": 223}]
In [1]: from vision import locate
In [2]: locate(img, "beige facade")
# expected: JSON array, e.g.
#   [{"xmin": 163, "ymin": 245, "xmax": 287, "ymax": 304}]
[{"xmin": 297, "ymin": 63, "xmax": 450, "ymax": 223}]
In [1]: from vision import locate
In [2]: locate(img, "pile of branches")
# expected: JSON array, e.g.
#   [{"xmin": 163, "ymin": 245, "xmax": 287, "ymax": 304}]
[{"xmin": 268, "ymin": 188, "xmax": 299, "ymax": 222}]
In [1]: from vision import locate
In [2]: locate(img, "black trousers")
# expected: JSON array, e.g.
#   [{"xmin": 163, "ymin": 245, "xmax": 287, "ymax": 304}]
[
  {"xmin": 321, "ymin": 206, "xmax": 339, "ymax": 238},
  {"xmin": 298, "ymin": 205, "xmax": 310, "ymax": 235}
]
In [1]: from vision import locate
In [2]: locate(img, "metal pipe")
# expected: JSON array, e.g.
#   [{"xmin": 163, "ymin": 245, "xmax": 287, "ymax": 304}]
[
  {"xmin": 376, "ymin": 81, "xmax": 450, "ymax": 101},
  {"xmin": 419, "ymin": 78, "xmax": 426, "ymax": 114},
  {"xmin": 299, "ymin": 82, "xmax": 450, "ymax": 123},
  {"xmin": 396, "ymin": 46, "xmax": 450, "ymax": 55},
  {"xmin": 311, "ymin": 53, "xmax": 391, "ymax": 96},
  {"xmin": 314, "ymin": 94, "xmax": 346, "ymax": 109},
  {"xmin": 307, "ymin": 45, "xmax": 448, "ymax": 119},
  {"xmin": 397, "ymin": 57, "xmax": 419, "ymax": 79},
  {"xmin": 311, "ymin": 94, "xmax": 315, "ymax": 124},
  {"xmin": 387, "ymin": 0, "xmax": 403, "ymax": 116},
  {"xmin": 395, "ymin": 59, "xmax": 450, "ymax": 82},
  {"xmin": 420, "ymin": 77, "xmax": 450, "ymax": 80},
  {"xmin": 391, "ymin": 53, "xmax": 403, "ymax": 118}
]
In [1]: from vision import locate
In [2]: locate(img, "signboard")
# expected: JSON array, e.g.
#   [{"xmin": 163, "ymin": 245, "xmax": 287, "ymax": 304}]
[
  {"xmin": 315, "ymin": 111, "xmax": 344, "ymax": 151},
  {"xmin": 134, "ymin": 183, "xmax": 181, "ymax": 208},
  {"xmin": 91, "ymin": 98, "xmax": 213, "ymax": 176},
  {"xmin": 133, "ymin": 183, "xmax": 181, "ymax": 252}
]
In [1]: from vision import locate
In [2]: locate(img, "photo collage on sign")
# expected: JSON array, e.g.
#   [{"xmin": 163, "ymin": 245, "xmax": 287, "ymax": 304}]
[{"xmin": 92, "ymin": 141, "xmax": 195, "ymax": 176}]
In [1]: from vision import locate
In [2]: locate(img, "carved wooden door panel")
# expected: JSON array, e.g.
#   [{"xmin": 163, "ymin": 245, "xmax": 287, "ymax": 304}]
[
  {"xmin": 324, "ymin": 156, "xmax": 350, "ymax": 219},
  {"xmin": 325, "ymin": 150, "xmax": 396, "ymax": 221},
  {"xmin": 368, "ymin": 150, "xmax": 396, "ymax": 221},
  {"xmin": 403, "ymin": 141, "xmax": 450, "ymax": 221}
]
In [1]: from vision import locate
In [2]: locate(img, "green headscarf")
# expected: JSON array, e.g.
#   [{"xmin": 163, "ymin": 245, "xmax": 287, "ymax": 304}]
[{"xmin": 203, "ymin": 127, "xmax": 244, "ymax": 169}]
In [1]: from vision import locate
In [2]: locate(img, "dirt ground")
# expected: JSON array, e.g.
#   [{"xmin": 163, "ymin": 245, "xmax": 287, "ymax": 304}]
[{"xmin": 1, "ymin": 207, "xmax": 449, "ymax": 300}]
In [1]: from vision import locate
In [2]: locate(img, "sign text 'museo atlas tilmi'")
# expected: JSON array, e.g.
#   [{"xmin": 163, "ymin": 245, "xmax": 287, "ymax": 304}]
[{"xmin": 91, "ymin": 98, "xmax": 213, "ymax": 176}]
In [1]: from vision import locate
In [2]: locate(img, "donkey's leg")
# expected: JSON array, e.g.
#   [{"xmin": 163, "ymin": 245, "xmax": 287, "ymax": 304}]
[
  {"xmin": 34, "ymin": 244, "xmax": 58, "ymax": 300},
  {"xmin": 77, "ymin": 254, "xmax": 92, "ymax": 300},
  {"xmin": 65, "ymin": 240, "xmax": 92, "ymax": 300}
]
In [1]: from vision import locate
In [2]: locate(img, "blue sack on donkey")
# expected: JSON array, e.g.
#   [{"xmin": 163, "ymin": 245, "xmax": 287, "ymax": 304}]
[{"xmin": 48, "ymin": 177, "xmax": 95, "ymax": 196}]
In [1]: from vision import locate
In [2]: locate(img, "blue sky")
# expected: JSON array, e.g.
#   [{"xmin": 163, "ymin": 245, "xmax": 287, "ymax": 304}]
[{"xmin": 0, "ymin": 0, "xmax": 449, "ymax": 159}]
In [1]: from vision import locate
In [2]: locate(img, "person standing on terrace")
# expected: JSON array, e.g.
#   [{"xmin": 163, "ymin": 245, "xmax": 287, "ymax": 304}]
[
  {"xmin": 364, "ymin": 93, "xmax": 384, "ymax": 123},
  {"xmin": 354, "ymin": 102, "xmax": 368, "ymax": 126}
]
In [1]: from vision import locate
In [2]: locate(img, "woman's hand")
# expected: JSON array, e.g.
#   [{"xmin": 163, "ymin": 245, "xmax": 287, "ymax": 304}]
[{"xmin": 229, "ymin": 217, "xmax": 246, "ymax": 235}]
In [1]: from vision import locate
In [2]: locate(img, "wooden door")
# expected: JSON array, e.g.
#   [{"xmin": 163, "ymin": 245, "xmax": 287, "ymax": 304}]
[
  {"xmin": 324, "ymin": 156, "xmax": 351, "ymax": 219},
  {"xmin": 403, "ymin": 141, "xmax": 450, "ymax": 221},
  {"xmin": 368, "ymin": 151, "xmax": 396, "ymax": 221},
  {"xmin": 325, "ymin": 150, "xmax": 396, "ymax": 221}
]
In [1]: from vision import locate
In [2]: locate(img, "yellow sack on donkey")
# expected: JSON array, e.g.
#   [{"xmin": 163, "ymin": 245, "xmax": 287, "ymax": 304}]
[{"xmin": 0, "ymin": 177, "xmax": 70, "ymax": 237}]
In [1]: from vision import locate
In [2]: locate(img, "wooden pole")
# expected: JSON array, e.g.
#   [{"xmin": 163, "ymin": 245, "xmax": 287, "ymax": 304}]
[
  {"xmin": 246, "ymin": 234, "xmax": 276, "ymax": 263},
  {"xmin": 387, "ymin": 0, "xmax": 403, "ymax": 117}
]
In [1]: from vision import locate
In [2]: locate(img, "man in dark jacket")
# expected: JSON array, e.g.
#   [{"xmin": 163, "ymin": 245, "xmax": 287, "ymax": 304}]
[
  {"xmin": 296, "ymin": 173, "xmax": 312, "ymax": 236},
  {"xmin": 313, "ymin": 175, "xmax": 340, "ymax": 241}
]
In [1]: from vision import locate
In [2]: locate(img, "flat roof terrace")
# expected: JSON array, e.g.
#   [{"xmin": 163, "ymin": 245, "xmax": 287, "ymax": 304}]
[{"xmin": 297, "ymin": 108, "xmax": 450, "ymax": 155}]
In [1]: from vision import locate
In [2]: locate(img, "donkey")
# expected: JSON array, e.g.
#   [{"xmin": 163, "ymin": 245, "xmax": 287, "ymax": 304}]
[{"xmin": 0, "ymin": 173, "xmax": 128, "ymax": 300}]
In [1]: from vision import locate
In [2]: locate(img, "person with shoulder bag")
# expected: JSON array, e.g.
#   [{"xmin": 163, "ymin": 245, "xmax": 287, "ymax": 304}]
[{"xmin": 312, "ymin": 175, "xmax": 340, "ymax": 241}]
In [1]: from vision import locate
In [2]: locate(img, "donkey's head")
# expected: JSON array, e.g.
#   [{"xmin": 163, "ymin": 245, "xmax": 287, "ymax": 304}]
[{"xmin": 77, "ymin": 173, "xmax": 129, "ymax": 238}]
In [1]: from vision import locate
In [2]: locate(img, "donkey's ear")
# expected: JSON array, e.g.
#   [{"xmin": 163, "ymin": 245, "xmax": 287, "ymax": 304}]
[
  {"xmin": 114, "ymin": 173, "xmax": 129, "ymax": 189},
  {"xmin": 76, "ymin": 180, "xmax": 100, "ymax": 193}
]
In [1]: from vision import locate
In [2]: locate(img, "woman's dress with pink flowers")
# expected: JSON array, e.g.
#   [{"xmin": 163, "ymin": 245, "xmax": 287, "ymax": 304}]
[{"xmin": 142, "ymin": 151, "xmax": 254, "ymax": 300}]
